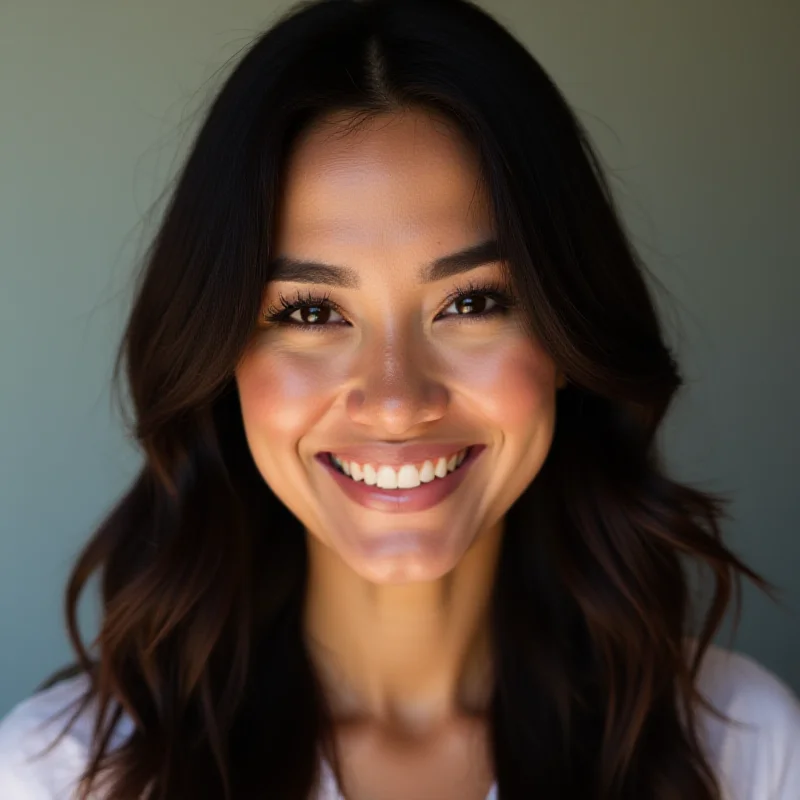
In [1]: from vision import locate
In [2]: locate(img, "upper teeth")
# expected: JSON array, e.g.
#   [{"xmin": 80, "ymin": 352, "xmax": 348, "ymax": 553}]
[{"xmin": 330, "ymin": 448, "xmax": 469, "ymax": 489}]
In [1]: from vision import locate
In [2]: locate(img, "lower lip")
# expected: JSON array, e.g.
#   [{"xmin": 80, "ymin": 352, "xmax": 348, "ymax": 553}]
[{"xmin": 315, "ymin": 445, "xmax": 485, "ymax": 514}]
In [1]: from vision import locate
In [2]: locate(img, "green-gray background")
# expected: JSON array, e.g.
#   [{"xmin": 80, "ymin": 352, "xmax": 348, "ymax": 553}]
[{"xmin": 1, "ymin": 1, "xmax": 797, "ymax": 715}]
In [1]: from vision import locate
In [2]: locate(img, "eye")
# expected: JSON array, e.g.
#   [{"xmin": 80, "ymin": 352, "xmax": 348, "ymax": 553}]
[
  {"xmin": 441, "ymin": 291, "xmax": 500, "ymax": 318},
  {"xmin": 261, "ymin": 289, "xmax": 347, "ymax": 332},
  {"xmin": 435, "ymin": 279, "xmax": 515, "ymax": 322},
  {"xmin": 285, "ymin": 302, "xmax": 344, "ymax": 326}
]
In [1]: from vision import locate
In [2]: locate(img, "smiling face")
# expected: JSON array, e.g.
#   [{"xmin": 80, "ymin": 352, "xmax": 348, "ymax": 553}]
[{"xmin": 235, "ymin": 107, "xmax": 563, "ymax": 584}]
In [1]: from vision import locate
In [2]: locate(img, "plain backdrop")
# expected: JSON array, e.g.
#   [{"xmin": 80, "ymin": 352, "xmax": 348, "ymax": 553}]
[{"xmin": 1, "ymin": 0, "xmax": 798, "ymax": 715}]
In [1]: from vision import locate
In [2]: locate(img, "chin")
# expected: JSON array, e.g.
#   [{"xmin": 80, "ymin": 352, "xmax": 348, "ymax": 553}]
[{"xmin": 343, "ymin": 530, "xmax": 463, "ymax": 584}]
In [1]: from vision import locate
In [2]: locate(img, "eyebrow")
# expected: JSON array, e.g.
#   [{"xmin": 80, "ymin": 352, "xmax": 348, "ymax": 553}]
[{"xmin": 266, "ymin": 238, "xmax": 500, "ymax": 287}]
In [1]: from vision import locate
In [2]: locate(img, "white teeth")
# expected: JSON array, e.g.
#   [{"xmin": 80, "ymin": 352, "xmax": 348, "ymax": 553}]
[
  {"xmin": 330, "ymin": 448, "xmax": 470, "ymax": 489},
  {"xmin": 376, "ymin": 465, "xmax": 398, "ymax": 489},
  {"xmin": 419, "ymin": 460, "xmax": 436, "ymax": 483},
  {"xmin": 396, "ymin": 464, "xmax": 420, "ymax": 489}
]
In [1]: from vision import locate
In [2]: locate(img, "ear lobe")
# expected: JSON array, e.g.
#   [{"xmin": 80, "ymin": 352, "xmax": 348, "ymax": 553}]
[{"xmin": 556, "ymin": 370, "xmax": 567, "ymax": 389}]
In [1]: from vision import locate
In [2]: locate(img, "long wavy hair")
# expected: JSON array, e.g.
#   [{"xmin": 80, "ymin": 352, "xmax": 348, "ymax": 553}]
[{"xmin": 39, "ymin": 0, "xmax": 778, "ymax": 797}]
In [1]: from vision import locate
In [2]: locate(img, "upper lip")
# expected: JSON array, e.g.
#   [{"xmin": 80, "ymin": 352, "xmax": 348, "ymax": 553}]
[{"xmin": 322, "ymin": 442, "xmax": 477, "ymax": 467}]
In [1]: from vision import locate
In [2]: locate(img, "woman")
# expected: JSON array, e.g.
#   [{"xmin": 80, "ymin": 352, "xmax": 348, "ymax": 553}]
[{"xmin": 1, "ymin": 0, "xmax": 798, "ymax": 797}]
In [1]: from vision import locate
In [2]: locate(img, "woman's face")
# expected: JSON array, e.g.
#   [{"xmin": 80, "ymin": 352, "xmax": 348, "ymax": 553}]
[{"xmin": 236, "ymin": 108, "xmax": 562, "ymax": 584}]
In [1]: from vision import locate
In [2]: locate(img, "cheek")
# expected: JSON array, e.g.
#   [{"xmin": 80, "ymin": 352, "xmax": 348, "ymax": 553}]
[
  {"xmin": 456, "ymin": 338, "xmax": 558, "ymax": 428},
  {"xmin": 235, "ymin": 349, "xmax": 337, "ymax": 444}
]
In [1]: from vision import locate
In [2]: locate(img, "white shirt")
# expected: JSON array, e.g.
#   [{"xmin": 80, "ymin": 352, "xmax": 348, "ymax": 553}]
[{"xmin": 0, "ymin": 644, "xmax": 798, "ymax": 799}]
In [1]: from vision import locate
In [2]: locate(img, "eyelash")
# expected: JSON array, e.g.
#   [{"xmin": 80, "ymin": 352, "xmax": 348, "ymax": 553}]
[{"xmin": 261, "ymin": 278, "xmax": 516, "ymax": 333}]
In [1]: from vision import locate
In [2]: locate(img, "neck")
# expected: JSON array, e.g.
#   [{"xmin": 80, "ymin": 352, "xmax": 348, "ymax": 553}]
[{"xmin": 302, "ymin": 519, "xmax": 504, "ymax": 734}]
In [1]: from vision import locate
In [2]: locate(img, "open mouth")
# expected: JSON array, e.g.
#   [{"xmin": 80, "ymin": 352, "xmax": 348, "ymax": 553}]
[
  {"xmin": 325, "ymin": 445, "xmax": 474, "ymax": 490},
  {"xmin": 316, "ymin": 445, "xmax": 485, "ymax": 513}
]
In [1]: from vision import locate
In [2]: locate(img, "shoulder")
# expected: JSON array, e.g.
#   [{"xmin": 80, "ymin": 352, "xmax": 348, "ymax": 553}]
[
  {"xmin": 691, "ymin": 641, "xmax": 800, "ymax": 800},
  {"xmin": 0, "ymin": 673, "xmax": 132, "ymax": 799},
  {"xmin": 2, "ymin": 650, "xmax": 796, "ymax": 799}
]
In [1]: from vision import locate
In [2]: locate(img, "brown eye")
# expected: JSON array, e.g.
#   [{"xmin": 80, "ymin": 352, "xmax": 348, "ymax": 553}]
[
  {"xmin": 450, "ymin": 293, "xmax": 496, "ymax": 316},
  {"xmin": 295, "ymin": 304, "xmax": 331, "ymax": 325},
  {"xmin": 262, "ymin": 290, "xmax": 347, "ymax": 331}
]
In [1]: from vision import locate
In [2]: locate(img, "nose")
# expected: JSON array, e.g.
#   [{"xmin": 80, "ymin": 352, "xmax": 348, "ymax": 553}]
[{"xmin": 345, "ymin": 328, "xmax": 449, "ymax": 436}]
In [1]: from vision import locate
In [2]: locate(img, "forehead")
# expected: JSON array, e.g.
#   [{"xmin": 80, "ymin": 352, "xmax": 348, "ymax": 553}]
[{"xmin": 274, "ymin": 109, "xmax": 495, "ymax": 256}]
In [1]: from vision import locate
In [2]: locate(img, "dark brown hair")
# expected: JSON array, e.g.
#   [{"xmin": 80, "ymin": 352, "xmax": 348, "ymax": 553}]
[{"xmin": 42, "ymin": 0, "xmax": 778, "ymax": 797}]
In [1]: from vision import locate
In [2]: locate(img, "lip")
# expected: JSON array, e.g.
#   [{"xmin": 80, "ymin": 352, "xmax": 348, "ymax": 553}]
[
  {"xmin": 315, "ymin": 444, "xmax": 486, "ymax": 514},
  {"xmin": 323, "ymin": 441, "xmax": 476, "ymax": 469}
]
